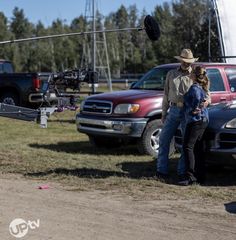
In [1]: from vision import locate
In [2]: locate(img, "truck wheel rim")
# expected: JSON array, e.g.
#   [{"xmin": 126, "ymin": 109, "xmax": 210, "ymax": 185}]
[
  {"xmin": 3, "ymin": 97, "xmax": 15, "ymax": 105},
  {"xmin": 150, "ymin": 129, "xmax": 161, "ymax": 153}
]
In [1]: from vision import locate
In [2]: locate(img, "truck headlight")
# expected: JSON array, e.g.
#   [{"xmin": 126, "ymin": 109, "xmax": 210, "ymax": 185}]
[
  {"xmin": 225, "ymin": 118, "xmax": 236, "ymax": 129},
  {"xmin": 114, "ymin": 104, "xmax": 140, "ymax": 114}
]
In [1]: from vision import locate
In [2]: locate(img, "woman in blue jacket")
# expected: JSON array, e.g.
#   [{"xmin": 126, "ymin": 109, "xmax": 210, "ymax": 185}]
[{"xmin": 179, "ymin": 66, "xmax": 210, "ymax": 185}]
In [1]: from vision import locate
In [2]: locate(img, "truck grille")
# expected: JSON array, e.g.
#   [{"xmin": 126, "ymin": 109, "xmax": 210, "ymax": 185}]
[{"xmin": 82, "ymin": 100, "xmax": 112, "ymax": 115}]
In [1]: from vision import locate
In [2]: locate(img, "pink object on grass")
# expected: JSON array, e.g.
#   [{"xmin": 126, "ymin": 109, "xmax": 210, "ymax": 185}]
[{"xmin": 38, "ymin": 185, "xmax": 50, "ymax": 189}]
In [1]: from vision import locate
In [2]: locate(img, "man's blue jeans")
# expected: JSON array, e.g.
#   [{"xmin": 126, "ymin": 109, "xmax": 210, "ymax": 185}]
[{"xmin": 157, "ymin": 106, "xmax": 186, "ymax": 175}]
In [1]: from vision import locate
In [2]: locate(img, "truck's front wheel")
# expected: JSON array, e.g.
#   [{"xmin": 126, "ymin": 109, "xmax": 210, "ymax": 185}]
[{"xmin": 138, "ymin": 119, "xmax": 175, "ymax": 157}]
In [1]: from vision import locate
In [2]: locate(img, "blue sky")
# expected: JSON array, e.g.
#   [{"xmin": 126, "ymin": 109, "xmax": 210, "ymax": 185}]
[{"xmin": 0, "ymin": 0, "xmax": 170, "ymax": 26}]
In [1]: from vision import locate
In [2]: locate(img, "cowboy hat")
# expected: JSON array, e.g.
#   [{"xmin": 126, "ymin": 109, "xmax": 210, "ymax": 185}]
[{"xmin": 174, "ymin": 49, "xmax": 199, "ymax": 63}]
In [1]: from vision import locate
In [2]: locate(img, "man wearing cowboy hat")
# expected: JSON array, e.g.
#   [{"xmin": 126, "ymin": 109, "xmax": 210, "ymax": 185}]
[{"xmin": 156, "ymin": 48, "xmax": 210, "ymax": 182}]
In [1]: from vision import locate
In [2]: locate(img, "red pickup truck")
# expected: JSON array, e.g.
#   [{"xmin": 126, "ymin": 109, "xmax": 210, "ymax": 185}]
[{"xmin": 76, "ymin": 63, "xmax": 236, "ymax": 156}]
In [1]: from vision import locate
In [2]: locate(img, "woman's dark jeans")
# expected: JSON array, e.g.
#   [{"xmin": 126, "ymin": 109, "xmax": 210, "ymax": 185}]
[{"xmin": 183, "ymin": 119, "xmax": 208, "ymax": 183}]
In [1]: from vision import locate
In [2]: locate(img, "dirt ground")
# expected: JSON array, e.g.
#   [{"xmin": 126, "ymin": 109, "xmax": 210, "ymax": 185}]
[{"xmin": 1, "ymin": 173, "xmax": 236, "ymax": 240}]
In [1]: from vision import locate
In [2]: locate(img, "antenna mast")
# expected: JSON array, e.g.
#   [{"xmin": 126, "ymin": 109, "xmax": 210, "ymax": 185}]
[{"xmin": 83, "ymin": 0, "xmax": 112, "ymax": 92}]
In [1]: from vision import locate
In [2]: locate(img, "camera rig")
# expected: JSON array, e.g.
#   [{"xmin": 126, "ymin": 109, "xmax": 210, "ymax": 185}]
[
  {"xmin": 0, "ymin": 68, "xmax": 99, "ymax": 128},
  {"xmin": 49, "ymin": 68, "xmax": 99, "ymax": 93}
]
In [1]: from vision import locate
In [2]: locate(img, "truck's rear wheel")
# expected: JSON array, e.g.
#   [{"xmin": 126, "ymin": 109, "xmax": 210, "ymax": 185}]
[
  {"xmin": 138, "ymin": 119, "xmax": 175, "ymax": 157},
  {"xmin": 0, "ymin": 92, "xmax": 19, "ymax": 106},
  {"xmin": 88, "ymin": 136, "xmax": 122, "ymax": 148}
]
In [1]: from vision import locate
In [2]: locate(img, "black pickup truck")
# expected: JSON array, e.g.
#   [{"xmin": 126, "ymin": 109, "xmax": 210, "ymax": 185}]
[{"xmin": 0, "ymin": 59, "xmax": 55, "ymax": 107}]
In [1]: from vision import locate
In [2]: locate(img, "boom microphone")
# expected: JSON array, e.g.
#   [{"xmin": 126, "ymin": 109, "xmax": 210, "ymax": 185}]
[
  {"xmin": 0, "ymin": 15, "xmax": 161, "ymax": 44},
  {"xmin": 144, "ymin": 15, "xmax": 161, "ymax": 41}
]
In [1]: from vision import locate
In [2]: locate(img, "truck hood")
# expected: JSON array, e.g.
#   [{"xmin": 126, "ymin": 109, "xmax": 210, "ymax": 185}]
[{"xmin": 86, "ymin": 89, "xmax": 164, "ymax": 102}]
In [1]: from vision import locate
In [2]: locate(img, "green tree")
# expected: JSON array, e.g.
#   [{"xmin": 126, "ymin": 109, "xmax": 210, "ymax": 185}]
[
  {"xmin": 194, "ymin": 3, "xmax": 221, "ymax": 61},
  {"xmin": 172, "ymin": 0, "xmax": 208, "ymax": 57},
  {"xmin": 49, "ymin": 19, "xmax": 75, "ymax": 71},
  {"xmin": 114, "ymin": 5, "xmax": 130, "ymax": 72},
  {"xmin": 125, "ymin": 5, "xmax": 142, "ymax": 73},
  {"xmin": 0, "ymin": 12, "xmax": 13, "ymax": 61},
  {"xmin": 33, "ymin": 21, "xmax": 53, "ymax": 71},
  {"xmin": 104, "ymin": 13, "xmax": 120, "ymax": 76},
  {"xmin": 70, "ymin": 15, "xmax": 86, "ymax": 68},
  {"xmin": 153, "ymin": 2, "xmax": 176, "ymax": 63},
  {"xmin": 10, "ymin": 7, "xmax": 34, "ymax": 71}
]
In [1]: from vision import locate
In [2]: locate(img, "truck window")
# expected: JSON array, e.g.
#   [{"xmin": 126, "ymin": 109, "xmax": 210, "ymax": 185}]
[
  {"xmin": 225, "ymin": 68, "xmax": 236, "ymax": 92},
  {"xmin": 131, "ymin": 68, "xmax": 172, "ymax": 90},
  {"xmin": 206, "ymin": 68, "xmax": 225, "ymax": 92},
  {"xmin": 0, "ymin": 62, "xmax": 14, "ymax": 73}
]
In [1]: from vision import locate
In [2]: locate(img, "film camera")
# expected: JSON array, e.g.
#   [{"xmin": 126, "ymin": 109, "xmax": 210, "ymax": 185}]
[
  {"xmin": 39, "ymin": 68, "xmax": 99, "ymax": 112},
  {"xmin": 50, "ymin": 68, "xmax": 99, "ymax": 94}
]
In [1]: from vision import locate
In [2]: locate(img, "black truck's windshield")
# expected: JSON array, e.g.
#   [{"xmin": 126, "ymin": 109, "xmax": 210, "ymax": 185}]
[{"xmin": 130, "ymin": 67, "xmax": 171, "ymax": 90}]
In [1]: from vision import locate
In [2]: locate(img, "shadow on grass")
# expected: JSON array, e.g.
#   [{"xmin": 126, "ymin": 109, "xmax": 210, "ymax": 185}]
[
  {"xmin": 119, "ymin": 162, "xmax": 236, "ymax": 186},
  {"xmin": 25, "ymin": 167, "xmax": 127, "ymax": 178},
  {"xmin": 205, "ymin": 165, "xmax": 236, "ymax": 186},
  {"xmin": 118, "ymin": 160, "xmax": 156, "ymax": 178},
  {"xmin": 48, "ymin": 119, "xmax": 75, "ymax": 124},
  {"xmin": 26, "ymin": 144, "xmax": 236, "ymax": 186},
  {"xmin": 25, "ymin": 160, "xmax": 164, "ymax": 180},
  {"xmin": 29, "ymin": 141, "xmax": 138, "ymax": 155}
]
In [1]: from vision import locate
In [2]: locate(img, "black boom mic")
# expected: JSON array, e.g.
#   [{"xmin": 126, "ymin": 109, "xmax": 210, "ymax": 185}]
[{"xmin": 144, "ymin": 15, "xmax": 161, "ymax": 41}]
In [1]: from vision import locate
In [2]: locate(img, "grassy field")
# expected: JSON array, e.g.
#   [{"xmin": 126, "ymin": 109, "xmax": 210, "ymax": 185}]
[
  {"xmin": 0, "ymin": 109, "xmax": 236, "ymax": 202},
  {"xmin": 80, "ymin": 82, "xmax": 129, "ymax": 94}
]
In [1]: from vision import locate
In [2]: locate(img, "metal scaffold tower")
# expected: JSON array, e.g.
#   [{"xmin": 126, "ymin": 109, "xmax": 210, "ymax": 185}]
[{"xmin": 82, "ymin": 0, "xmax": 112, "ymax": 91}]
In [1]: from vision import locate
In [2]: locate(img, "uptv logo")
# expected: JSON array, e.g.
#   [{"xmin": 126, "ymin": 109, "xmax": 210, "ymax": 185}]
[{"xmin": 9, "ymin": 218, "xmax": 40, "ymax": 238}]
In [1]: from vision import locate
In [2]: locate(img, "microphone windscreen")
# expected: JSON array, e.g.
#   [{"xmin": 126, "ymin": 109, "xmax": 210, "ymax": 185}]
[{"xmin": 144, "ymin": 15, "xmax": 161, "ymax": 41}]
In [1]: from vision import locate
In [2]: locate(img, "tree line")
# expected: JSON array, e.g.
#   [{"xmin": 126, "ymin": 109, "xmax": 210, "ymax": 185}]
[{"xmin": 0, "ymin": 0, "xmax": 221, "ymax": 76}]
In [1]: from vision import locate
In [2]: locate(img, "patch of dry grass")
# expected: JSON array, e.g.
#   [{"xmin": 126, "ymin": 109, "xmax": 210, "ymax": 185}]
[{"xmin": 0, "ymin": 110, "xmax": 236, "ymax": 202}]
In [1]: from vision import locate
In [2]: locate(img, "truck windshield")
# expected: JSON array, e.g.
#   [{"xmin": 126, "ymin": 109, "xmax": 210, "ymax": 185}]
[{"xmin": 130, "ymin": 67, "xmax": 171, "ymax": 90}]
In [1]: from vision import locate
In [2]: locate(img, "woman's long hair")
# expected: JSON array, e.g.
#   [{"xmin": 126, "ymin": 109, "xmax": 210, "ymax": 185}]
[{"xmin": 193, "ymin": 66, "xmax": 210, "ymax": 92}]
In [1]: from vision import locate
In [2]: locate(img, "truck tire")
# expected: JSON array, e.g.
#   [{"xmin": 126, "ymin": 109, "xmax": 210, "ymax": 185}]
[
  {"xmin": 0, "ymin": 92, "xmax": 19, "ymax": 106},
  {"xmin": 88, "ymin": 135, "xmax": 122, "ymax": 148},
  {"xmin": 138, "ymin": 119, "xmax": 175, "ymax": 157}
]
